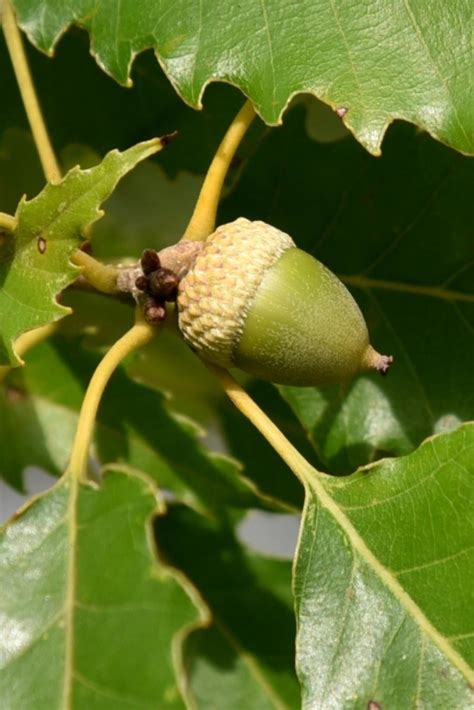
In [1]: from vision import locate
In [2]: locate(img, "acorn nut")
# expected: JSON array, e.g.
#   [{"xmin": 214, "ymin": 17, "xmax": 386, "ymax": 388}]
[{"xmin": 177, "ymin": 218, "xmax": 393, "ymax": 386}]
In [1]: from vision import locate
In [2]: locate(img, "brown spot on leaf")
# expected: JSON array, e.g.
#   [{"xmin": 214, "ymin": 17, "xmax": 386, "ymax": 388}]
[
  {"xmin": 6, "ymin": 386, "xmax": 25, "ymax": 403},
  {"xmin": 37, "ymin": 236, "xmax": 47, "ymax": 254},
  {"xmin": 368, "ymin": 702, "xmax": 381, "ymax": 710},
  {"xmin": 335, "ymin": 106, "xmax": 348, "ymax": 118}
]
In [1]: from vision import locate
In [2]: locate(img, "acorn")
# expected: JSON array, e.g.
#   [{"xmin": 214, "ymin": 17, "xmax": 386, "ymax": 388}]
[{"xmin": 177, "ymin": 218, "xmax": 392, "ymax": 386}]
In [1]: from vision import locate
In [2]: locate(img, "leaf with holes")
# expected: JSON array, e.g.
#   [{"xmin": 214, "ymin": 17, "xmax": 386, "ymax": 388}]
[
  {"xmin": 0, "ymin": 139, "xmax": 162, "ymax": 366},
  {"xmin": 12, "ymin": 0, "xmax": 473, "ymax": 155},
  {"xmin": 0, "ymin": 468, "xmax": 205, "ymax": 708},
  {"xmin": 294, "ymin": 424, "xmax": 474, "ymax": 708}
]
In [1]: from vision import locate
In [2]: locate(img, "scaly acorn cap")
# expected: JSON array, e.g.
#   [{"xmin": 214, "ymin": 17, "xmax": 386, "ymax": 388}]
[
  {"xmin": 177, "ymin": 218, "xmax": 392, "ymax": 386},
  {"xmin": 178, "ymin": 218, "xmax": 293, "ymax": 366}
]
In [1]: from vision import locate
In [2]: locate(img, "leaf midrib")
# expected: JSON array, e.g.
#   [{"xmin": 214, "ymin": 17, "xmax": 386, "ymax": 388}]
[
  {"xmin": 62, "ymin": 473, "xmax": 78, "ymax": 709},
  {"xmin": 302, "ymin": 470, "xmax": 474, "ymax": 684},
  {"xmin": 340, "ymin": 274, "xmax": 474, "ymax": 303}
]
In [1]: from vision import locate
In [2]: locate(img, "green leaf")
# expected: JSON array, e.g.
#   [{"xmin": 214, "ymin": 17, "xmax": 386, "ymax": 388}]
[
  {"xmin": 0, "ymin": 139, "xmax": 161, "ymax": 366},
  {"xmin": 59, "ymin": 288, "xmax": 224, "ymax": 427},
  {"xmin": 156, "ymin": 505, "xmax": 300, "ymax": 709},
  {"xmin": 0, "ymin": 29, "xmax": 249, "ymax": 180},
  {"xmin": 0, "ymin": 336, "xmax": 268, "ymax": 514},
  {"xmin": 12, "ymin": 0, "xmax": 473, "ymax": 155},
  {"xmin": 220, "ymin": 108, "xmax": 474, "ymax": 474},
  {"xmin": 0, "ymin": 468, "xmax": 205, "ymax": 708},
  {"xmin": 91, "ymin": 159, "xmax": 201, "ymax": 260},
  {"xmin": 294, "ymin": 424, "xmax": 474, "ymax": 708}
]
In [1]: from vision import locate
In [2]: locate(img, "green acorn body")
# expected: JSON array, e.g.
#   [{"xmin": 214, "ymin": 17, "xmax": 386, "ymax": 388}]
[{"xmin": 177, "ymin": 218, "xmax": 392, "ymax": 386}]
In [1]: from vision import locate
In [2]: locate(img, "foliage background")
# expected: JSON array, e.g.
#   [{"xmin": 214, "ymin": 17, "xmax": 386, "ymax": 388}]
[{"xmin": 0, "ymin": 5, "xmax": 473, "ymax": 708}]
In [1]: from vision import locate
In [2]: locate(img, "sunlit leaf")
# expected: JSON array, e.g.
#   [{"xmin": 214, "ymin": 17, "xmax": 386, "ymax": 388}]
[
  {"xmin": 13, "ymin": 0, "xmax": 473, "ymax": 154},
  {"xmin": 294, "ymin": 424, "xmax": 474, "ymax": 707},
  {"xmin": 0, "ymin": 139, "xmax": 161, "ymax": 365},
  {"xmin": 0, "ymin": 468, "xmax": 205, "ymax": 708}
]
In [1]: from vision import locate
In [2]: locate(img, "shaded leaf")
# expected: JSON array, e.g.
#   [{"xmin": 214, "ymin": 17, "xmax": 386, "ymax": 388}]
[
  {"xmin": 0, "ymin": 128, "xmax": 44, "ymax": 214},
  {"xmin": 302, "ymin": 95, "xmax": 350, "ymax": 145},
  {"xmin": 294, "ymin": 424, "xmax": 474, "ymax": 708},
  {"xmin": 59, "ymin": 289, "xmax": 223, "ymax": 427},
  {"xmin": 0, "ymin": 468, "xmax": 205, "ymax": 709},
  {"xmin": 0, "ymin": 139, "xmax": 161, "ymax": 366},
  {"xmin": 156, "ymin": 505, "xmax": 300, "ymax": 709},
  {"xmin": 0, "ymin": 29, "xmax": 247, "ymax": 180},
  {"xmin": 91, "ymin": 160, "xmax": 201, "ymax": 260},
  {"xmin": 220, "ymin": 109, "xmax": 474, "ymax": 474},
  {"xmin": 0, "ymin": 336, "xmax": 268, "ymax": 514},
  {"xmin": 13, "ymin": 0, "xmax": 473, "ymax": 154}
]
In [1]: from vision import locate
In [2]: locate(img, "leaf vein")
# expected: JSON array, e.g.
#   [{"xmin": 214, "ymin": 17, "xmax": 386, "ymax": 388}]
[
  {"xmin": 395, "ymin": 544, "xmax": 474, "ymax": 578},
  {"xmin": 73, "ymin": 669, "xmax": 151, "ymax": 708}
]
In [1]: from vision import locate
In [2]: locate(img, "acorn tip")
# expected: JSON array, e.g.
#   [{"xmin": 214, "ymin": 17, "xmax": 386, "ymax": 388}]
[
  {"xmin": 376, "ymin": 354, "xmax": 394, "ymax": 376},
  {"xmin": 363, "ymin": 346, "xmax": 394, "ymax": 376}
]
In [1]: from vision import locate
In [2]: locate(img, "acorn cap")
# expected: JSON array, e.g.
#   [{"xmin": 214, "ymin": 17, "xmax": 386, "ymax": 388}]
[{"xmin": 177, "ymin": 218, "xmax": 294, "ymax": 367}]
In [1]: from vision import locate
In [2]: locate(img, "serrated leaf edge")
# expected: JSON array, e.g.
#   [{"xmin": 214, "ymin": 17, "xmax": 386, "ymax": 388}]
[
  {"xmin": 15, "ymin": 15, "xmax": 473, "ymax": 156},
  {"xmin": 103, "ymin": 463, "xmax": 211, "ymax": 710}
]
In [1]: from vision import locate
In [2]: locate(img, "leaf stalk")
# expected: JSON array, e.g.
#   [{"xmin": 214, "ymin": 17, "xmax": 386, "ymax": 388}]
[
  {"xmin": 206, "ymin": 363, "xmax": 321, "ymax": 485},
  {"xmin": 66, "ymin": 309, "xmax": 157, "ymax": 480},
  {"xmin": 0, "ymin": 322, "xmax": 58, "ymax": 382},
  {"xmin": 341, "ymin": 273, "xmax": 474, "ymax": 304},
  {"xmin": 1, "ymin": 0, "xmax": 61, "ymax": 183},
  {"xmin": 0, "ymin": 211, "xmax": 16, "ymax": 231},
  {"xmin": 182, "ymin": 100, "xmax": 256, "ymax": 241},
  {"xmin": 71, "ymin": 250, "xmax": 120, "ymax": 295}
]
